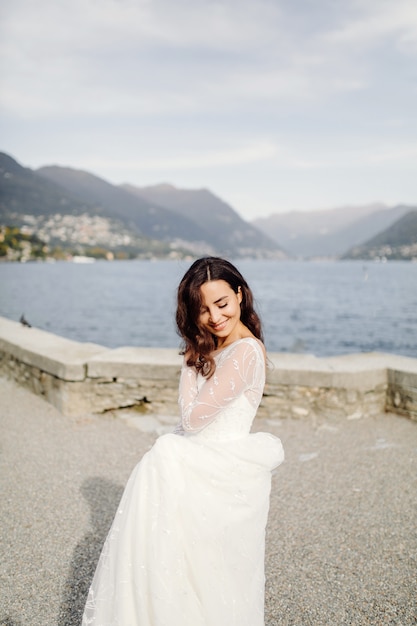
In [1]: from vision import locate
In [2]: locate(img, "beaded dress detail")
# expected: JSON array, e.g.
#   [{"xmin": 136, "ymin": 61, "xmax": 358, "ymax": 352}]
[{"xmin": 82, "ymin": 338, "xmax": 284, "ymax": 626}]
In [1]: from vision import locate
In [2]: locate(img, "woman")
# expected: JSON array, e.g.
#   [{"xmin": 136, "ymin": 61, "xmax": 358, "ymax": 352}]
[{"xmin": 82, "ymin": 256, "xmax": 284, "ymax": 626}]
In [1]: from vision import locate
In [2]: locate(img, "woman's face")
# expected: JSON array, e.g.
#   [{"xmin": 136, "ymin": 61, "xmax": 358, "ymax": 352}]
[{"xmin": 199, "ymin": 280, "xmax": 242, "ymax": 346}]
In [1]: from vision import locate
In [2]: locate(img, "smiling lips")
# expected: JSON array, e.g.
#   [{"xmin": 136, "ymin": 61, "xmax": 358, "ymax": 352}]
[{"xmin": 212, "ymin": 320, "xmax": 227, "ymax": 332}]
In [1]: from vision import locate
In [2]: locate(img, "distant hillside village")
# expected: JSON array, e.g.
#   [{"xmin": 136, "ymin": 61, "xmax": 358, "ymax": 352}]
[{"xmin": 1, "ymin": 151, "xmax": 416, "ymax": 262}]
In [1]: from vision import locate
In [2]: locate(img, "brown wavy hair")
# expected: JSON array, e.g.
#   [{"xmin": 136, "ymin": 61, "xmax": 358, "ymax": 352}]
[{"xmin": 176, "ymin": 256, "xmax": 263, "ymax": 377}]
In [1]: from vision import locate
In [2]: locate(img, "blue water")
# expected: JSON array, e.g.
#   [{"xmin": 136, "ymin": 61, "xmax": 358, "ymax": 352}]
[{"xmin": 0, "ymin": 259, "xmax": 416, "ymax": 357}]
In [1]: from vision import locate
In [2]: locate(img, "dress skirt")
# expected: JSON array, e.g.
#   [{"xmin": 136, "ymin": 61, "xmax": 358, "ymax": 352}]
[{"xmin": 82, "ymin": 430, "xmax": 284, "ymax": 626}]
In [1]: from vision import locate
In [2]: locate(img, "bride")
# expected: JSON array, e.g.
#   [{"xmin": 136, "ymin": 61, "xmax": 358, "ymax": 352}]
[{"xmin": 82, "ymin": 256, "xmax": 284, "ymax": 626}]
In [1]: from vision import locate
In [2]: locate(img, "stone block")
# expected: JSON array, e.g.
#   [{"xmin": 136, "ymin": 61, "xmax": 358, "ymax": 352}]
[
  {"xmin": 267, "ymin": 351, "xmax": 387, "ymax": 390},
  {"xmin": 0, "ymin": 316, "xmax": 106, "ymax": 381},
  {"xmin": 87, "ymin": 347, "xmax": 182, "ymax": 379},
  {"xmin": 386, "ymin": 383, "xmax": 417, "ymax": 421},
  {"xmin": 387, "ymin": 367, "xmax": 417, "ymax": 389}
]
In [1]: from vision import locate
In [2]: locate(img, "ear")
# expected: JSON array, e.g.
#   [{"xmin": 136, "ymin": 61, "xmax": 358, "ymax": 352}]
[{"xmin": 237, "ymin": 286, "xmax": 243, "ymax": 303}]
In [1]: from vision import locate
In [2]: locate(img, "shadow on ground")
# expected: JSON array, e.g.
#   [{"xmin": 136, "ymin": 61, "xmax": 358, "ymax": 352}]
[{"xmin": 58, "ymin": 477, "xmax": 124, "ymax": 626}]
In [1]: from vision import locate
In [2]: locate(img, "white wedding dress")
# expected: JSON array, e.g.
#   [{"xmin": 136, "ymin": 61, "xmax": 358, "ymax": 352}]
[{"xmin": 82, "ymin": 338, "xmax": 284, "ymax": 626}]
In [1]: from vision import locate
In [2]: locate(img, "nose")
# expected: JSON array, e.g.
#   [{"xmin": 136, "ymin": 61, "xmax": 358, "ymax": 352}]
[{"xmin": 208, "ymin": 309, "xmax": 222, "ymax": 324}]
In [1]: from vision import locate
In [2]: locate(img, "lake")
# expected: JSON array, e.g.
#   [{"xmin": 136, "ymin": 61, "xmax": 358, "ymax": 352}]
[{"xmin": 0, "ymin": 259, "xmax": 416, "ymax": 358}]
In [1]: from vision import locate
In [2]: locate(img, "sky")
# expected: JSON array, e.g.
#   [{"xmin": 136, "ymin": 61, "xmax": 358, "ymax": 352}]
[{"xmin": 1, "ymin": 0, "xmax": 417, "ymax": 221}]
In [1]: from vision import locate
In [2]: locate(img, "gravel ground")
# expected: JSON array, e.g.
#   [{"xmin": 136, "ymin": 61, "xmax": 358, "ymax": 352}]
[{"xmin": 0, "ymin": 378, "xmax": 416, "ymax": 626}]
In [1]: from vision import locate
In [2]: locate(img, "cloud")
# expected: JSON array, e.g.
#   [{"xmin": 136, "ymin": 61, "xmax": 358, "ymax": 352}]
[
  {"xmin": 1, "ymin": 0, "xmax": 416, "ymax": 217},
  {"xmin": 325, "ymin": 0, "xmax": 417, "ymax": 51},
  {"xmin": 76, "ymin": 140, "xmax": 278, "ymax": 172},
  {"xmin": 0, "ymin": 0, "xmax": 282, "ymax": 57},
  {"xmin": 1, "ymin": 0, "xmax": 416, "ymax": 124},
  {"xmin": 365, "ymin": 143, "xmax": 417, "ymax": 164},
  {"xmin": 0, "ymin": 0, "xmax": 383, "ymax": 118}
]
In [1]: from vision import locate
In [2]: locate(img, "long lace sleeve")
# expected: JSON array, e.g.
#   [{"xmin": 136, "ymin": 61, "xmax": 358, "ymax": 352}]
[
  {"xmin": 178, "ymin": 339, "xmax": 265, "ymax": 433},
  {"xmin": 173, "ymin": 362, "xmax": 198, "ymax": 435}
]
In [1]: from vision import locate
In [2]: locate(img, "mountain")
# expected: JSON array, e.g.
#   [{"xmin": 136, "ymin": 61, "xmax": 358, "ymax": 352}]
[
  {"xmin": 252, "ymin": 203, "xmax": 412, "ymax": 258},
  {"xmin": 9, "ymin": 150, "xmax": 412, "ymax": 260},
  {"xmin": 0, "ymin": 151, "xmax": 284, "ymax": 257},
  {"xmin": 121, "ymin": 183, "xmax": 284, "ymax": 258},
  {"xmin": 0, "ymin": 151, "xmax": 93, "ymax": 222},
  {"xmin": 37, "ymin": 166, "xmax": 209, "ymax": 246},
  {"xmin": 343, "ymin": 210, "xmax": 417, "ymax": 260},
  {"xmin": 36, "ymin": 165, "xmax": 284, "ymax": 257},
  {"xmin": 334, "ymin": 205, "xmax": 413, "ymax": 256}
]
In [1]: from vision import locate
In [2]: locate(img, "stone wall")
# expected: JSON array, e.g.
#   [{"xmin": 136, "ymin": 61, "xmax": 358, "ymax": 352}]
[{"xmin": 0, "ymin": 315, "xmax": 416, "ymax": 422}]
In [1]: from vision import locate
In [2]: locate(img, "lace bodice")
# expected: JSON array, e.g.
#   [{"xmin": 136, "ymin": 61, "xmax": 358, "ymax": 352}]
[{"xmin": 177, "ymin": 338, "xmax": 265, "ymax": 440}]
